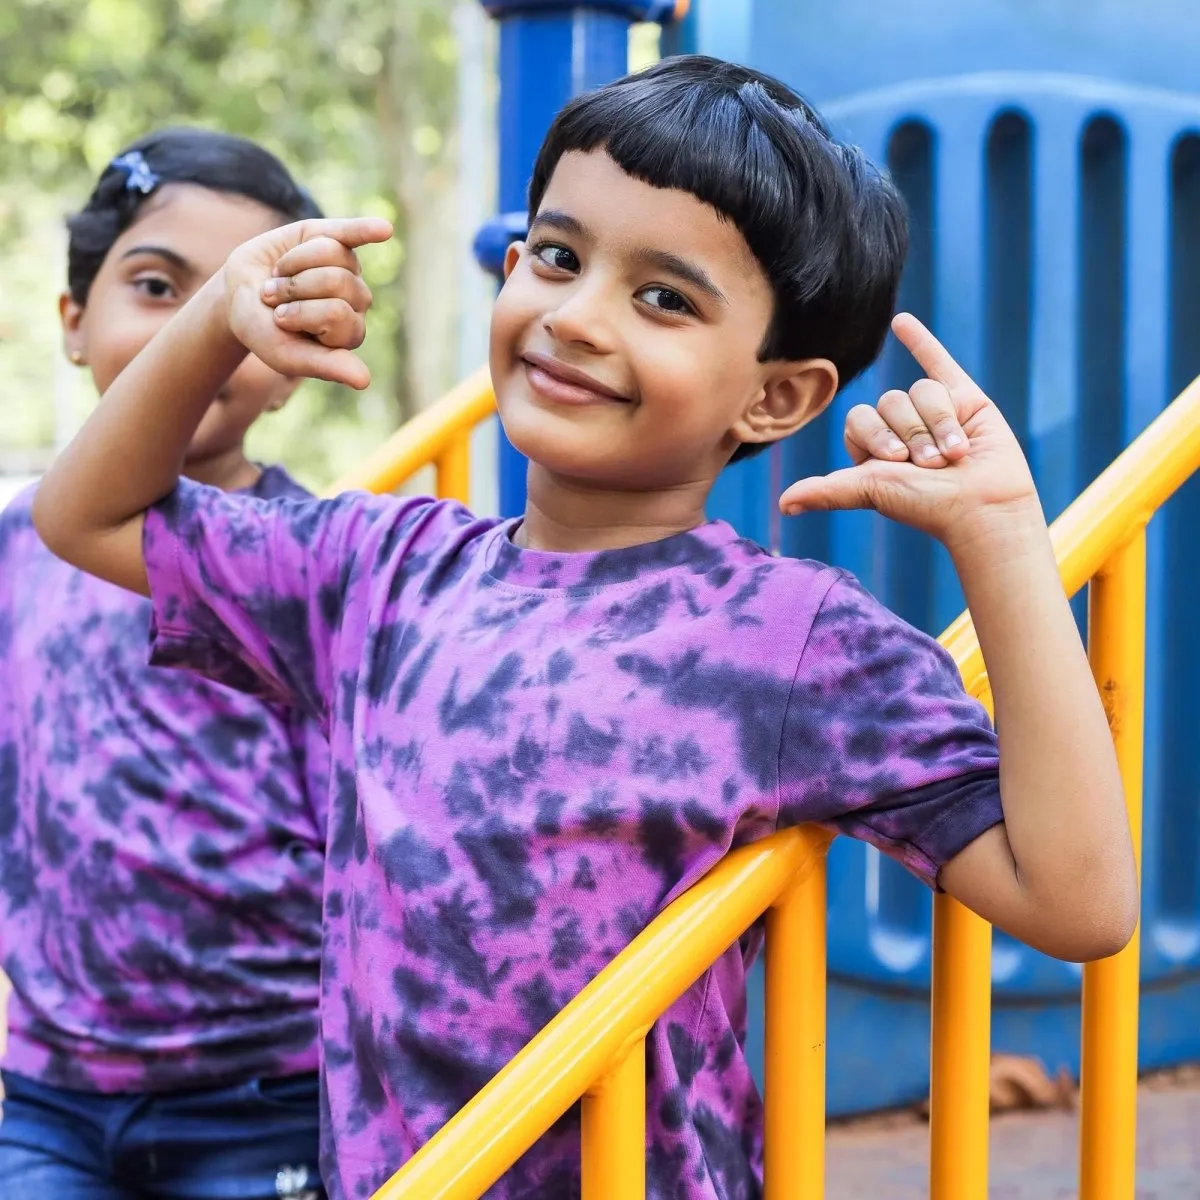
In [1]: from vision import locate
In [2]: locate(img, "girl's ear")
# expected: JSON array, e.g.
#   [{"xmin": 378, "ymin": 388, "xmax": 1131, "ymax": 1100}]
[{"xmin": 60, "ymin": 293, "xmax": 88, "ymax": 366}]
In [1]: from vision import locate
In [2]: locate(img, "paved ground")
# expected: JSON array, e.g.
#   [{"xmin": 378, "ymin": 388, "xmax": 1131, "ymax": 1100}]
[{"xmin": 827, "ymin": 1080, "xmax": 1200, "ymax": 1198}]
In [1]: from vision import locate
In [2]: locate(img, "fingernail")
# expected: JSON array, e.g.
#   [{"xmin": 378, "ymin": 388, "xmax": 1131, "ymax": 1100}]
[
  {"xmin": 886, "ymin": 437, "xmax": 905, "ymax": 455},
  {"xmin": 944, "ymin": 433, "xmax": 964, "ymax": 449},
  {"xmin": 274, "ymin": 303, "xmax": 290, "ymax": 318},
  {"xmin": 262, "ymin": 279, "xmax": 278, "ymax": 298},
  {"xmin": 920, "ymin": 444, "xmax": 940, "ymax": 461}
]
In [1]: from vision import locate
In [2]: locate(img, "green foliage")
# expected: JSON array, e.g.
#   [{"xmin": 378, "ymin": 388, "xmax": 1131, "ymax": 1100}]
[{"xmin": 0, "ymin": 0, "xmax": 461, "ymax": 487}]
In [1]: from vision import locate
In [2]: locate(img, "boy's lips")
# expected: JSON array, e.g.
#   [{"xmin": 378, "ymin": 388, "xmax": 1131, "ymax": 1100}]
[{"xmin": 520, "ymin": 352, "xmax": 629, "ymax": 405}]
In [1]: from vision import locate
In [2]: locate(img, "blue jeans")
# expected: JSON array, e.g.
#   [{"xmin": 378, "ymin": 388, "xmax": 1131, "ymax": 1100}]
[{"xmin": 0, "ymin": 1069, "xmax": 323, "ymax": 1199}]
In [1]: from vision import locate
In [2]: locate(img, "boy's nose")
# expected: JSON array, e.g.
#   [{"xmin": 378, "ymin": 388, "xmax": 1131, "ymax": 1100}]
[{"xmin": 541, "ymin": 291, "xmax": 614, "ymax": 353}]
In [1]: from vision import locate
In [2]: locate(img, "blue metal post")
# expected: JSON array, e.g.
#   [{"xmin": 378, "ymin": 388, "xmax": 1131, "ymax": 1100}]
[{"xmin": 477, "ymin": 0, "xmax": 682, "ymax": 516}]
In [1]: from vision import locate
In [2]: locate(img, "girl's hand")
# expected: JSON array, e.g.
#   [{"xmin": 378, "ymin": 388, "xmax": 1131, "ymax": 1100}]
[
  {"xmin": 780, "ymin": 313, "xmax": 1042, "ymax": 552},
  {"xmin": 223, "ymin": 217, "xmax": 393, "ymax": 390}
]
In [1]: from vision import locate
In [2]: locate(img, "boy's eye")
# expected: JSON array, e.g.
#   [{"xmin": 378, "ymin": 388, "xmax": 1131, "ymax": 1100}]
[
  {"xmin": 132, "ymin": 275, "xmax": 176, "ymax": 300},
  {"xmin": 531, "ymin": 242, "xmax": 579, "ymax": 272},
  {"xmin": 637, "ymin": 285, "xmax": 695, "ymax": 316}
]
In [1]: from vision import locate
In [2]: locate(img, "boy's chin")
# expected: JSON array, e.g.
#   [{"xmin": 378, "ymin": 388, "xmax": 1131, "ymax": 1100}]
[{"xmin": 502, "ymin": 417, "xmax": 639, "ymax": 488}]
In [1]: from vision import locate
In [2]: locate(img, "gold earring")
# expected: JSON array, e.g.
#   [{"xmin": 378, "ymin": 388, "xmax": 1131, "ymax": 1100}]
[{"xmin": 69, "ymin": 351, "xmax": 84, "ymax": 365}]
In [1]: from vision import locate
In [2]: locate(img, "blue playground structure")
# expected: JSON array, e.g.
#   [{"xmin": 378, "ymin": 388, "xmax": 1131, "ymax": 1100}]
[{"xmin": 472, "ymin": 0, "xmax": 1200, "ymax": 1115}]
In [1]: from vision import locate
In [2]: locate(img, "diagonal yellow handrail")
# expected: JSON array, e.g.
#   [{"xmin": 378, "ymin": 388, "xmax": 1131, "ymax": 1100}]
[
  {"xmin": 324, "ymin": 365, "xmax": 494, "ymax": 501},
  {"xmin": 334, "ymin": 370, "xmax": 1200, "ymax": 1200}
]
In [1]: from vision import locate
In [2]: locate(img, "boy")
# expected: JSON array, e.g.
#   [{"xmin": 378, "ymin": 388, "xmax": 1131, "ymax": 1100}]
[{"xmin": 35, "ymin": 57, "xmax": 1137, "ymax": 1200}]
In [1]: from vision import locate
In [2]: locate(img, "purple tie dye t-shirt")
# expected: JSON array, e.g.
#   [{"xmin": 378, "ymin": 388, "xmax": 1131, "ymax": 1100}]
[
  {"xmin": 0, "ymin": 467, "xmax": 326, "ymax": 1093},
  {"xmin": 142, "ymin": 484, "xmax": 1003, "ymax": 1200}
]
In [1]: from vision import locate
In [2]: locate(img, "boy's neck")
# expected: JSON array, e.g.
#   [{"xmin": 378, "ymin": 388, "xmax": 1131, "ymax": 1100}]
[
  {"xmin": 183, "ymin": 448, "xmax": 262, "ymax": 493},
  {"xmin": 517, "ymin": 467, "xmax": 710, "ymax": 553}
]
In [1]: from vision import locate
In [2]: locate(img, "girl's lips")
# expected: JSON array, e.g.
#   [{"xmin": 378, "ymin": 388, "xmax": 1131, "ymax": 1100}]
[{"xmin": 520, "ymin": 352, "xmax": 629, "ymax": 406}]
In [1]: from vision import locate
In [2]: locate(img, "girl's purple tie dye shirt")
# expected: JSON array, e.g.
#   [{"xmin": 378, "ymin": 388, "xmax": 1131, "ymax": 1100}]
[
  {"xmin": 0, "ymin": 467, "xmax": 326, "ymax": 1093},
  {"xmin": 143, "ymin": 485, "xmax": 1003, "ymax": 1200}
]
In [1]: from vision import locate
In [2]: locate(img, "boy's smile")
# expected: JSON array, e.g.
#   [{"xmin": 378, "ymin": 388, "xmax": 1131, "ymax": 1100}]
[{"xmin": 491, "ymin": 149, "xmax": 819, "ymax": 500}]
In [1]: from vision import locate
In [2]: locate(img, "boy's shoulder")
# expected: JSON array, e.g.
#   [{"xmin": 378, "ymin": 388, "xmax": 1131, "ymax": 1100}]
[
  {"xmin": 698, "ymin": 527, "xmax": 848, "ymax": 613},
  {"xmin": 697, "ymin": 534, "xmax": 943, "ymax": 670}
]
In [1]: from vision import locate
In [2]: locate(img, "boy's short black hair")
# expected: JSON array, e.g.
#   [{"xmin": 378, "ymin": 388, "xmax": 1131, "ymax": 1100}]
[
  {"xmin": 67, "ymin": 127, "xmax": 323, "ymax": 306},
  {"xmin": 528, "ymin": 55, "xmax": 909, "ymax": 462}
]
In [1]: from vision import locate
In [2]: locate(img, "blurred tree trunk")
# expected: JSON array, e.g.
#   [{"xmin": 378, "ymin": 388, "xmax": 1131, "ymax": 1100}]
[{"xmin": 376, "ymin": 0, "xmax": 461, "ymax": 424}]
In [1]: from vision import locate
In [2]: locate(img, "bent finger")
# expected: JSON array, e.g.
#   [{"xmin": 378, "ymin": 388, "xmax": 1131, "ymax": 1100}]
[
  {"xmin": 274, "ymin": 237, "xmax": 364, "ymax": 280},
  {"xmin": 267, "ymin": 340, "xmax": 372, "ymax": 390},
  {"xmin": 909, "ymin": 378, "xmax": 969, "ymax": 461},
  {"xmin": 877, "ymin": 389, "xmax": 945, "ymax": 466},
  {"xmin": 845, "ymin": 403, "xmax": 908, "ymax": 465},
  {"xmin": 263, "ymin": 268, "xmax": 373, "ymax": 313},
  {"xmin": 273, "ymin": 299, "xmax": 366, "ymax": 351}
]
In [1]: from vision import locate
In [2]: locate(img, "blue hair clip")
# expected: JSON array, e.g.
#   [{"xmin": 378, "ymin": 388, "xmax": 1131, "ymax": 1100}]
[{"xmin": 110, "ymin": 150, "xmax": 159, "ymax": 195}]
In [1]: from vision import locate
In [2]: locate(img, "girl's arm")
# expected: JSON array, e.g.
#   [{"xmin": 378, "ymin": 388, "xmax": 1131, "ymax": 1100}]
[
  {"xmin": 781, "ymin": 314, "xmax": 1138, "ymax": 963},
  {"xmin": 33, "ymin": 217, "xmax": 391, "ymax": 596}
]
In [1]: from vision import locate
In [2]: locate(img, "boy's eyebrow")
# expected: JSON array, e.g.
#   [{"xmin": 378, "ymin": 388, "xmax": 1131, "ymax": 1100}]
[
  {"xmin": 629, "ymin": 247, "xmax": 729, "ymax": 307},
  {"xmin": 529, "ymin": 209, "xmax": 587, "ymax": 239},
  {"xmin": 119, "ymin": 245, "xmax": 193, "ymax": 273}
]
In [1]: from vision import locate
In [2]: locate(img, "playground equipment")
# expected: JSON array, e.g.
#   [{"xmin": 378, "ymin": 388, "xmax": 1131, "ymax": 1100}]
[{"xmin": 325, "ymin": 0, "xmax": 1200, "ymax": 1191}]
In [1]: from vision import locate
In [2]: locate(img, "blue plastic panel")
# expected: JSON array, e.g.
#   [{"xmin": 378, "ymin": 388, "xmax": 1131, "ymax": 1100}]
[{"xmin": 691, "ymin": 0, "xmax": 1200, "ymax": 1114}]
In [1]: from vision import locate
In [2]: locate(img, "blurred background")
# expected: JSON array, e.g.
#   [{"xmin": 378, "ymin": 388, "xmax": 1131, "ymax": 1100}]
[{"xmin": 0, "ymin": 0, "xmax": 659, "ymax": 500}]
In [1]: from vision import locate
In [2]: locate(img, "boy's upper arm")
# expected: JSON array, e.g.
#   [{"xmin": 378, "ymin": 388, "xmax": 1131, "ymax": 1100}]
[
  {"xmin": 142, "ymin": 480, "xmax": 425, "ymax": 722},
  {"xmin": 777, "ymin": 573, "xmax": 1004, "ymax": 888},
  {"xmin": 94, "ymin": 515, "xmax": 151, "ymax": 596},
  {"xmin": 936, "ymin": 822, "xmax": 1021, "ymax": 911},
  {"xmin": 31, "ymin": 477, "xmax": 151, "ymax": 596}
]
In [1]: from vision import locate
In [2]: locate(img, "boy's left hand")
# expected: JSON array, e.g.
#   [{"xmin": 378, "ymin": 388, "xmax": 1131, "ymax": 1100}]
[{"xmin": 780, "ymin": 313, "xmax": 1041, "ymax": 552}]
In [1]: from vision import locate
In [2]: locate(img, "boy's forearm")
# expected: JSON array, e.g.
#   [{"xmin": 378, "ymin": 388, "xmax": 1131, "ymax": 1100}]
[
  {"xmin": 946, "ymin": 505, "xmax": 1137, "ymax": 938},
  {"xmin": 34, "ymin": 273, "xmax": 245, "ymax": 562}
]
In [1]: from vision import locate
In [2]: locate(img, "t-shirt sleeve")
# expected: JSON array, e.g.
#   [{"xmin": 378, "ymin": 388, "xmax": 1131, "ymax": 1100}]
[
  {"xmin": 143, "ymin": 479, "xmax": 432, "ymax": 726},
  {"xmin": 777, "ymin": 571, "xmax": 1004, "ymax": 888}
]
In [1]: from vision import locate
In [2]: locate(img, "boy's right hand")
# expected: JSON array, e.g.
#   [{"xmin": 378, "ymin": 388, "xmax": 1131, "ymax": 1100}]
[{"xmin": 223, "ymin": 217, "xmax": 393, "ymax": 390}]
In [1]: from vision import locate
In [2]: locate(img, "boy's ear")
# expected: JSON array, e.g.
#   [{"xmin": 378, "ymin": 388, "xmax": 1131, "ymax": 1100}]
[
  {"xmin": 731, "ymin": 359, "xmax": 839, "ymax": 451},
  {"xmin": 503, "ymin": 241, "xmax": 524, "ymax": 280},
  {"xmin": 60, "ymin": 292, "xmax": 87, "ymax": 365}
]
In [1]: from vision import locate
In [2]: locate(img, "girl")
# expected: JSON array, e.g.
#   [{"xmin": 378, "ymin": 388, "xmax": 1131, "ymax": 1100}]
[
  {"xmin": 33, "ymin": 60, "xmax": 1138, "ymax": 1200},
  {"xmin": 0, "ymin": 129, "xmax": 328, "ymax": 1199}
]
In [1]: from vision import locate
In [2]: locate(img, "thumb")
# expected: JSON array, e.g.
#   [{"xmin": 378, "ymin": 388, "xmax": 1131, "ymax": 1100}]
[
  {"xmin": 780, "ymin": 464, "xmax": 886, "ymax": 516},
  {"xmin": 298, "ymin": 216, "xmax": 394, "ymax": 250}
]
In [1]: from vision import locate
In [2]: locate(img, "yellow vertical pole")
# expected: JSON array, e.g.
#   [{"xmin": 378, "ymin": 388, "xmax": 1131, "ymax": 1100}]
[
  {"xmin": 580, "ymin": 1041, "xmax": 645, "ymax": 1200},
  {"xmin": 764, "ymin": 849, "xmax": 828, "ymax": 1199},
  {"xmin": 1080, "ymin": 529, "xmax": 1145, "ymax": 1199},
  {"xmin": 436, "ymin": 434, "xmax": 471, "ymax": 505},
  {"xmin": 929, "ymin": 894, "xmax": 992, "ymax": 1199}
]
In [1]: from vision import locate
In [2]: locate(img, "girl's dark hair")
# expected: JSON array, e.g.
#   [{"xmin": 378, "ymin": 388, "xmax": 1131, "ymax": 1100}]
[
  {"xmin": 529, "ymin": 56, "xmax": 910, "ymax": 461},
  {"xmin": 67, "ymin": 127, "xmax": 323, "ymax": 306}
]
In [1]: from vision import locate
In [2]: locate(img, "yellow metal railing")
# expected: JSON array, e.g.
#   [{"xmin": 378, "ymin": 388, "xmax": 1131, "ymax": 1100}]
[
  {"xmin": 325, "ymin": 365, "xmax": 494, "ymax": 503},
  {"xmin": 334, "ymin": 368, "xmax": 1200, "ymax": 1199}
]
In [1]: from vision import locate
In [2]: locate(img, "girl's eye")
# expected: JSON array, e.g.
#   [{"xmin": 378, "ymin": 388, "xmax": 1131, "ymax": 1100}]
[
  {"xmin": 531, "ymin": 242, "xmax": 579, "ymax": 272},
  {"xmin": 637, "ymin": 285, "xmax": 695, "ymax": 316},
  {"xmin": 132, "ymin": 276, "xmax": 175, "ymax": 300}
]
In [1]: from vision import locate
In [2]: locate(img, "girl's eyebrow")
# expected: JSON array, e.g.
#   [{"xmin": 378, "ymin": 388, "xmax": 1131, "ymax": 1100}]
[
  {"xmin": 530, "ymin": 209, "xmax": 728, "ymax": 306},
  {"xmin": 119, "ymin": 245, "xmax": 193, "ymax": 273}
]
